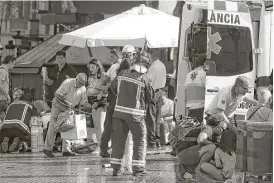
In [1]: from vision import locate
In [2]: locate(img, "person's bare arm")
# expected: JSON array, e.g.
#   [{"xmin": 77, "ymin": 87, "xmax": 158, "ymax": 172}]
[
  {"xmin": 243, "ymin": 96, "xmax": 258, "ymax": 106},
  {"xmin": 215, "ymin": 157, "xmax": 223, "ymax": 169},
  {"xmin": 212, "ymin": 108, "xmax": 237, "ymax": 134},
  {"xmin": 96, "ymin": 75, "xmax": 111, "ymax": 90},
  {"xmin": 197, "ymin": 129, "xmax": 214, "ymax": 146}
]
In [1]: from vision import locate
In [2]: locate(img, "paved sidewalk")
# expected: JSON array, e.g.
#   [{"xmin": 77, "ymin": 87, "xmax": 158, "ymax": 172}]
[{"xmin": 0, "ymin": 146, "xmax": 194, "ymax": 183}]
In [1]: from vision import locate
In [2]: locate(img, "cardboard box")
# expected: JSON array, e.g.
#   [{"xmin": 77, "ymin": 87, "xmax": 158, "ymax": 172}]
[{"xmin": 61, "ymin": 114, "xmax": 87, "ymax": 140}]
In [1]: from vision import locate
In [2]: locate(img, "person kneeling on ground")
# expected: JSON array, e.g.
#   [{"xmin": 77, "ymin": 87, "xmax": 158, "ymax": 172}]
[
  {"xmin": 0, "ymin": 87, "xmax": 38, "ymax": 153},
  {"xmin": 200, "ymin": 130, "xmax": 237, "ymax": 181},
  {"xmin": 177, "ymin": 113, "xmax": 227, "ymax": 180}
]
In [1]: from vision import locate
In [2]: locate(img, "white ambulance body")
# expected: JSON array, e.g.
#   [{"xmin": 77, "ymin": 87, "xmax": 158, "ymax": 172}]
[
  {"xmin": 175, "ymin": 1, "xmax": 257, "ymax": 119},
  {"xmin": 205, "ymin": 1, "xmax": 255, "ymax": 118}
]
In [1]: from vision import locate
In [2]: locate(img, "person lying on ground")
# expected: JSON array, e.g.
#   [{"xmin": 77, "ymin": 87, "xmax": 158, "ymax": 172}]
[
  {"xmin": 177, "ymin": 113, "xmax": 227, "ymax": 180},
  {"xmin": 0, "ymin": 87, "xmax": 38, "ymax": 153},
  {"xmin": 200, "ymin": 129, "xmax": 237, "ymax": 181}
]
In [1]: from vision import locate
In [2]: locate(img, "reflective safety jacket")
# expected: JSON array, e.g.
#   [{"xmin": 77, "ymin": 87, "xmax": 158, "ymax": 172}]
[
  {"xmin": 111, "ymin": 69, "xmax": 154, "ymax": 121},
  {"xmin": 1, "ymin": 101, "xmax": 37, "ymax": 136}
]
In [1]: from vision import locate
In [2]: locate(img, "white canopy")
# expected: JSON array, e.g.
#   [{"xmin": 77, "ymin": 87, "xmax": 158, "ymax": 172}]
[{"xmin": 58, "ymin": 4, "xmax": 180, "ymax": 48}]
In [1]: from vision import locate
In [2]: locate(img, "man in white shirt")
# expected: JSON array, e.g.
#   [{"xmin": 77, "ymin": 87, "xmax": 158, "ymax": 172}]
[
  {"xmin": 43, "ymin": 73, "xmax": 90, "ymax": 157},
  {"xmin": 184, "ymin": 54, "xmax": 206, "ymax": 122},
  {"xmin": 146, "ymin": 48, "xmax": 167, "ymax": 147},
  {"xmin": 206, "ymin": 76, "xmax": 258, "ymax": 133}
]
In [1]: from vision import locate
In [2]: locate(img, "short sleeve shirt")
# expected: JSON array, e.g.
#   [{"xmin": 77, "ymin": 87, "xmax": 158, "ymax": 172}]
[
  {"xmin": 55, "ymin": 78, "xmax": 88, "ymax": 107},
  {"xmin": 146, "ymin": 59, "xmax": 167, "ymax": 90},
  {"xmin": 0, "ymin": 66, "xmax": 9, "ymax": 100},
  {"xmin": 206, "ymin": 86, "xmax": 244, "ymax": 118},
  {"xmin": 247, "ymin": 105, "xmax": 273, "ymax": 122},
  {"xmin": 184, "ymin": 67, "xmax": 206, "ymax": 87},
  {"xmin": 106, "ymin": 63, "xmax": 120, "ymax": 82}
]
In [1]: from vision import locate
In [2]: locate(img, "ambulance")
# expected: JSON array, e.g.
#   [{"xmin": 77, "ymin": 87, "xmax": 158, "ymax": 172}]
[{"xmin": 174, "ymin": 0, "xmax": 273, "ymax": 120}]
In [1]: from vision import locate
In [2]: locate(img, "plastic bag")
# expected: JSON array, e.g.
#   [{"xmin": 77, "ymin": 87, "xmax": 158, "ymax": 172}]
[{"xmin": 55, "ymin": 110, "xmax": 75, "ymax": 132}]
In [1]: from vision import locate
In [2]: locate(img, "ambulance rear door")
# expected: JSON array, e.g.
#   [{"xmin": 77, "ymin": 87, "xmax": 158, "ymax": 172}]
[{"xmin": 204, "ymin": 1, "xmax": 256, "ymax": 120}]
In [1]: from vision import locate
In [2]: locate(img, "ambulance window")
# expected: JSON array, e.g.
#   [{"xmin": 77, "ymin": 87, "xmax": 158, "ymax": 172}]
[
  {"xmin": 185, "ymin": 27, "xmax": 207, "ymax": 60},
  {"xmin": 207, "ymin": 25, "xmax": 253, "ymax": 76}
]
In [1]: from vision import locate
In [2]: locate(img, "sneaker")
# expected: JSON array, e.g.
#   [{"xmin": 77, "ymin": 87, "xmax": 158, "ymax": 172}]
[
  {"xmin": 122, "ymin": 166, "xmax": 133, "ymax": 175},
  {"xmin": 170, "ymin": 150, "xmax": 177, "ymax": 156},
  {"xmin": 8, "ymin": 137, "xmax": 20, "ymax": 152},
  {"xmin": 102, "ymin": 163, "xmax": 111, "ymax": 168},
  {"xmin": 183, "ymin": 172, "xmax": 193, "ymax": 179},
  {"xmin": 133, "ymin": 170, "xmax": 146, "ymax": 176},
  {"xmin": 113, "ymin": 169, "xmax": 122, "ymax": 176},
  {"xmin": 178, "ymin": 164, "xmax": 185, "ymax": 180},
  {"xmin": 43, "ymin": 149, "xmax": 55, "ymax": 157},
  {"xmin": 1, "ymin": 137, "xmax": 9, "ymax": 153}
]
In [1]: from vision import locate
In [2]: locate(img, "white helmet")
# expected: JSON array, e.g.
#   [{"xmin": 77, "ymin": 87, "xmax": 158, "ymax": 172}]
[{"xmin": 122, "ymin": 45, "xmax": 136, "ymax": 54}]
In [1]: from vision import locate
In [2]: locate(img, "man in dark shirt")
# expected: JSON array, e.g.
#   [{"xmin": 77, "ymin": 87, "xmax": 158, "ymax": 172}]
[{"xmin": 44, "ymin": 51, "xmax": 77, "ymax": 106}]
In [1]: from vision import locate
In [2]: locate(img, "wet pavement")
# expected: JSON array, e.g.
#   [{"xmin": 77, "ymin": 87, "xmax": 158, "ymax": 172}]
[{"xmin": 0, "ymin": 146, "xmax": 196, "ymax": 183}]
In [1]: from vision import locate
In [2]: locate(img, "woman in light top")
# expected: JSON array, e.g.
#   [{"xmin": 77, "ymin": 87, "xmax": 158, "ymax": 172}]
[{"xmin": 87, "ymin": 58, "xmax": 108, "ymax": 149}]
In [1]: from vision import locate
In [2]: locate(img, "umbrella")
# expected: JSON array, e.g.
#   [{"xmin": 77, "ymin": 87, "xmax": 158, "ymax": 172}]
[{"xmin": 58, "ymin": 4, "xmax": 180, "ymax": 48}]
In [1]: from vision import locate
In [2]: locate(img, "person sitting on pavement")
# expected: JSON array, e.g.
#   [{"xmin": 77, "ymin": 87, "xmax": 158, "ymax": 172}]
[
  {"xmin": 177, "ymin": 113, "xmax": 227, "ymax": 180},
  {"xmin": 205, "ymin": 76, "xmax": 258, "ymax": 134},
  {"xmin": 0, "ymin": 87, "xmax": 38, "ymax": 153},
  {"xmin": 200, "ymin": 129, "xmax": 237, "ymax": 181},
  {"xmin": 43, "ymin": 73, "xmax": 91, "ymax": 157},
  {"xmin": 246, "ymin": 88, "xmax": 272, "ymax": 122}
]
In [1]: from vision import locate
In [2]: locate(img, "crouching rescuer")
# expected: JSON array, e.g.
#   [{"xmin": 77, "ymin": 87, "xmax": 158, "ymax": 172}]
[{"xmin": 110, "ymin": 51, "xmax": 154, "ymax": 176}]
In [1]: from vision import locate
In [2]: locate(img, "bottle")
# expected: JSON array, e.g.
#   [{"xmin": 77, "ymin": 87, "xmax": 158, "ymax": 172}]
[
  {"xmin": 31, "ymin": 125, "xmax": 40, "ymax": 153},
  {"xmin": 31, "ymin": 117, "xmax": 43, "ymax": 152}
]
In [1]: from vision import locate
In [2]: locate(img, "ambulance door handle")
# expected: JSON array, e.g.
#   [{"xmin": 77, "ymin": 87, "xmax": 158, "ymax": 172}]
[{"xmin": 207, "ymin": 89, "xmax": 219, "ymax": 93}]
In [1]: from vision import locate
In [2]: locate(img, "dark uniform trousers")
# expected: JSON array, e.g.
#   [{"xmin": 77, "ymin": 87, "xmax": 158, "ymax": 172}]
[
  {"xmin": 99, "ymin": 90, "xmax": 116, "ymax": 155},
  {"xmin": 110, "ymin": 117, "xmax": 147, "ymax": 171}
]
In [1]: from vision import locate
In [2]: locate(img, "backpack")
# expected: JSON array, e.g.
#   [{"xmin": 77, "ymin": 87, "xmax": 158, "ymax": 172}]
[{"xmin": 168, "ymin": 117, "xmax": 203, "ymax": 154}]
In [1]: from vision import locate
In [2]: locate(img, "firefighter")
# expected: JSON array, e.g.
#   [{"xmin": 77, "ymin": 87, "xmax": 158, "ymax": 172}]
[
  {"xmin": 184, "ymin": 54, "xmax": 207, "ymax": 122},
  {"xmin": 99, "ymin": 45, "xmax": 137, "ymax": 158},
  {"xmin": 110, "ymin": 51, "xmax": 154, "ymax": 176}
]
